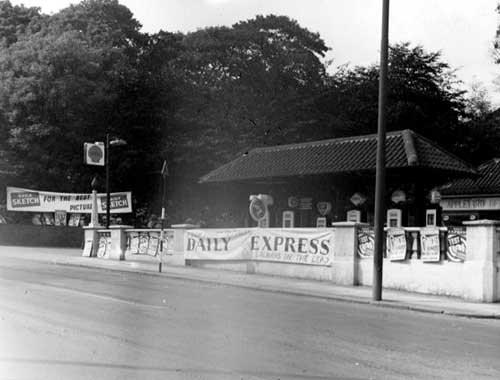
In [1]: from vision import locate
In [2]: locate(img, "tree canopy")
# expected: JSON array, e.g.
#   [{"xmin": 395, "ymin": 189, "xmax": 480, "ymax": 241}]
[{"xmin": 0, "ymin": 0, "xmax": 498, "ymax": 223}]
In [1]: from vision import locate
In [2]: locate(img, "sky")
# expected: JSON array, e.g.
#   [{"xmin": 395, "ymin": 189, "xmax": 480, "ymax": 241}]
[{"xmin": 10, "ymin": 0, "xmax": 500, "ymax": 104}]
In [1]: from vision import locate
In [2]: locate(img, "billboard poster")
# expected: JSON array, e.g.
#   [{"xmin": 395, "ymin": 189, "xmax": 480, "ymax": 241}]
[
  {"xmin": 184, "ymin": 228, "xmax": 333, "ymax": 266},
  {"xmin": 420, "ymin": 227, "xmax": 441, "ymax": 262},
  {"xmin": 446, "ymin": 227, "xmax": 466, "ymax": 262},
  {"xmin": 386, "ymin": 228, "xmax": 407, "ymax": 261},
  {"xmin": 357, "ymin": 228, "xmax": 374, "ymax": 258},
  {"xmin": 6, "ymin": 187, "xmax": 132, "ymax": 214}
]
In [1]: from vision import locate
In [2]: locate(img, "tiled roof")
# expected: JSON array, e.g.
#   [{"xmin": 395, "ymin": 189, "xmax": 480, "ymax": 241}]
[
  {"xmin": 440, "ymin": 158, "xmax": 500, "ymax": 196},
  {"xmin": 200, "ymin": 129, "xmax": 475, "ymax": 183}
]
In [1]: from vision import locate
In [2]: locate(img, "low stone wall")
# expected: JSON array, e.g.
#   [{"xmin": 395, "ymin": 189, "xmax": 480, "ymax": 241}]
[
  {"xmin": 0, "ymin": 224, "xmax": 83, "ymax": 248},
  {"xmin": 356, "ymin": 221, "xmax": 499, "ymax": 302},
  {"xmin": 81, "ymin": 220, "xmax": 500, "ymax": 302},
  {"xmin": 358, "ymin": 259, "xmax": 467, "ymax": 298}
]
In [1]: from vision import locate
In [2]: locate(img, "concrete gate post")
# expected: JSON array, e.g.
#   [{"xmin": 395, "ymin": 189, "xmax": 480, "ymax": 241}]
[
  {"xmin": 166, "ymin": 224, "xmax": 199, "ymax": 266},
  {"xmin": 331, "ymin": 222, "xmax": 367, "ymax": 285},
  {"xmin": 83, "ymin": 227, "xmax": 99, "ymax": 257},
  {"xmin": 107, "ymin": 225, "xmax": 133, "ymax": 260},
  {"xmin": 463, "ymin": 220, "xmax": 500, "ymax": 302}
]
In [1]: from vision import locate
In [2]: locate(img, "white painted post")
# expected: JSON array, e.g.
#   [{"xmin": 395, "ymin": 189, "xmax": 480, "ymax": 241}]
[
  {"xmin": 463, "ymin": 220, "xmax": 499, "ymax": 302},
  {"xmin": 331, "ymin": 222, "xmax": 367, "ymax": 285},
  {"xmin": 107, "ymin": 225, "xmax": 132, "ymax": 260},
  {"xmin": 166, "ymin": 224, "xmax": 199, "ymax": 266}
]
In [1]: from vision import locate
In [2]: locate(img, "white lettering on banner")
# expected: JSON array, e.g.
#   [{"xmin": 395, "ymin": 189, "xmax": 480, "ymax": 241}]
[
  {"xmin": 184, "ymin": 228, "xmax": 333, "ymax": 266},
  {"xmin": 6, "ymin": 187, "xmax": 132, "ymax": 214},
  {"xmin": 440, "ymin": 197, "xmax": 500, "ymax": 211}
]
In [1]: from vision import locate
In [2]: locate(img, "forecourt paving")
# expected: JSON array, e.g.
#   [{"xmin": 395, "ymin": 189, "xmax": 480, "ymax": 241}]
[{"xmin": 1, "ymin": 245, "xmax": 499, "ymax": 319}]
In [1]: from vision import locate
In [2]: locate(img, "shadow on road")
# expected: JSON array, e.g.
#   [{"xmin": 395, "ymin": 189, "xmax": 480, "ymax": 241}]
[{"xmin": 0, "ymin": 357, "xmax": 365, "ymax": 380}]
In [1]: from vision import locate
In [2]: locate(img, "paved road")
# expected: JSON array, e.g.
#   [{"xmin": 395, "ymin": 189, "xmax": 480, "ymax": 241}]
[{"xmin": 0, "ymin": 255, "xmax": 499, "ymax": 380}]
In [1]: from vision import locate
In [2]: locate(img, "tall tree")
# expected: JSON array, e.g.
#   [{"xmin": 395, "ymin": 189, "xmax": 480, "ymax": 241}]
[
  {"xmin": 170, "ymin": 15, "xmax": 330, "ymax": 177},
  {"xmin": 316, "ymin": 43, "xmax": 466, "ymax": 155},
  {"xmin": 0, "ymin": 0, "xmax": 168, "ymax": 206},
  {"xmin": 0, "ymin": 0, "xmax": 44, "ymax": 47}
]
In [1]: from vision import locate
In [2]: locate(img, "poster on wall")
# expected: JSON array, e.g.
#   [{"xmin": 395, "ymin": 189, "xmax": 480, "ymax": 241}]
[
  {"xmin": 54, "ymin": 210, "xmax": 67, "ymax": 226},
  {"xmin": 138, "ymin": 232, "xmax": 149, "ymax": 254},
  {"xmin": 147, "ymin": 232, "xmax": 160, "ymax": 256},
  {"xmin": 97, "ymin": 233, "xmax": 110, "ymax": 258},
  {"xmin": 126, "ymin": 232, "xmax": 140, "ymax": 255},
  {"xmin": 357, "ymin": 228, "xmax": 374, "ymax": 258},
  {"xmin": 82, "ymin": 239, "xmax": 93, "ymax": 257},
  {"xmin": 447, "ymin": 227, "xmax": 466, "ymax": 262},
  {"xmin": 420, "ymin": 227, "xmax": 441, "ymax": 262},
  {"xmin": 68, "ymin": 213, "xmax": 81, "ymax": 227},
  {"xmin": 386, "ymin": 228, "xmax": 407, "ymax": 261}
]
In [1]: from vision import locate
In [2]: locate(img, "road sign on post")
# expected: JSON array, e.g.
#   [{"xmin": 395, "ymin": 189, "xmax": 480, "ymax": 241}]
[{"xmin": 84, "ymin": 142, "xmax": 105, "ymax": 166}]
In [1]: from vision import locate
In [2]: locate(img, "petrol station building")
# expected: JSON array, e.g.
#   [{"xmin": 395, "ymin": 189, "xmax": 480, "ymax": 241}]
[{"xmin": 199, "ymin": 129, "xmax": 476, "ymax": 228}]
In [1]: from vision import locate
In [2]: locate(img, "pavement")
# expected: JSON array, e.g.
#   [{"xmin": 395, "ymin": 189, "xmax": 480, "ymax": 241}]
[{"xmin": 1, "ymin": 245, "xmax": 500, "ymax": 319}]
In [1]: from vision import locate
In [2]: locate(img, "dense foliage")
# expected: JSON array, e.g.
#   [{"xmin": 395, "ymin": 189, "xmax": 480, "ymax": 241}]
[{"xmin": 0, "ymin": 0, "xmax": 498, "ymax": 223}]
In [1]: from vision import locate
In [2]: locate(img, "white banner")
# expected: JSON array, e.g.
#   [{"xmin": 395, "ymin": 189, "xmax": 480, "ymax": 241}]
[
  {"xmin": 251, "ymin": 228, "xmax": 333, "ymax": 266},
  {"xmin": 6, "ymin": 187, "xmax": 132, "ymax": 214},
  {"xmin": 184, "ymin": 228, "xmax": 333, "ymax": 266},
  {"xmin": 185, "ymin": 229, "xmax": 253, "ymax": 260}
]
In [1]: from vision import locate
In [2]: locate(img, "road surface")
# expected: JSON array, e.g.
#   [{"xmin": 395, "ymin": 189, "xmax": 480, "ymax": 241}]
[{"xmin": 0, "ymin": 254, "xmax": 499, "ymax": 379}]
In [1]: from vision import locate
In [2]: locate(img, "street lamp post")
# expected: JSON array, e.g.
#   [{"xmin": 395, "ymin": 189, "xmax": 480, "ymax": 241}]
[{"xmin": 105, "ymin": 133, "xmax": 127, "ymax": 228}]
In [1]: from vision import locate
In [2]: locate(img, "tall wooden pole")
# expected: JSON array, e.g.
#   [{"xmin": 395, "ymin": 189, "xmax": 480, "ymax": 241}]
[{"xmin": 373, "ymin": 0, "xmax": 390, "ymax": 301}]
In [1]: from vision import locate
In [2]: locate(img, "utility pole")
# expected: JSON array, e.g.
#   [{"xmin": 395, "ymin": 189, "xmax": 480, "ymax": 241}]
[{"xmin": 373, "ymin": 0, "xmax": 390, "ymax": 301}]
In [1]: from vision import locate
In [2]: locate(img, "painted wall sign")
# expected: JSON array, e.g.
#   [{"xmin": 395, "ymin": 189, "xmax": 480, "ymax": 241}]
[
  {"xmin": 288, "ymin": 196, "xmax": 299, "ymax": 208},
  {"xmin": 249, "ymin": 194, "xmax": 273, "ymax": 224},
  {"xmin": 440, "ymin": 197, "xmax": 500, "ymax": 211},
  {"xmin": 420, "ymin": 227, "xmax": 440, "ymax": 262},
  {"xmin": 357, "ymin": 228, "xmax": 374, "ymax": 258},
  {"xmin": 298, "ymin": 197, "xmax": 313, "ymax": 210},
  {"xmin": 446, "ymin": 227, "xmax": 466, "ymax": 262},
  {"xmin": 184, "ymin": 228, "xmax": 333, "ymax": 266},
  {"xmin": 350, "ymin": 192, "xmax": 367, "ymax": 206},
  {"xmin": 6, "ymin": 187, "xmax": 132, "ymax": 214},
  {"xmin": 387, "ymin": 228, "xmax": 407, "ymax": 261},
  {"xmin": 316, "ymin": 201, "xmax": 332, "ymax": 216},
  {"xmin": 391, "ymin": 190, "xmax": 406, "ymax": 204}
]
